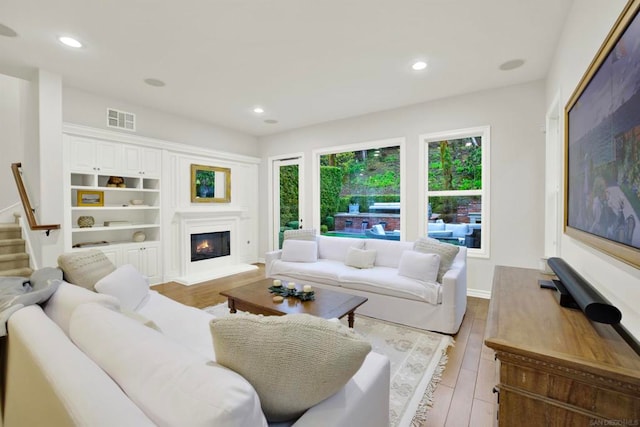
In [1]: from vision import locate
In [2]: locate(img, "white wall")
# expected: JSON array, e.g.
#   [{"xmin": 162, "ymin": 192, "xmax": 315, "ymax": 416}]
[
  {"xmin": 63, "ymin": 87, "xmax": 258, "ymax": 157},
  {"xmin": 258, "ymin": 80, "xmax": 547, "ymax": 296},
  {"xmin": 0, "ymin": 74, "xmax": 29, "ymax": 216},
  {"xmin": 546, "ymin": 0, "xmax": 640, "ymax": 340}
]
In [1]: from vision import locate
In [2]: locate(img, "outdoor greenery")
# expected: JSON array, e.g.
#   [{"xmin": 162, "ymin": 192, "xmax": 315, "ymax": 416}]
[
  {"xmin": 428, "ymin": 138, "xmax": 482, "ymax": 220},
  {"xmin": 279, "ymin": 164, "xmax": 299, "ymax": 226},
  {"xmin": 320, "ymin": 166, "xmax": 343, "ymax": 228},
  {"xmin": 318, "ymin": 147, "xmax": 400, "ymax": 230}
]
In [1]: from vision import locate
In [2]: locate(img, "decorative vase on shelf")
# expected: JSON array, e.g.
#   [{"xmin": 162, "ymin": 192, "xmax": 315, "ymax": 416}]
[
  {"xmin": 133, "ymin": 231, "xmax": 146, "ymax": 242},
  {"xmin": 77, "ymin": 216, "xmax": 95, "ymax": 228}
]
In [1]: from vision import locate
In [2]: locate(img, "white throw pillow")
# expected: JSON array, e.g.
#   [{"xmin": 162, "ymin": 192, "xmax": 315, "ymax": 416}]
[
  {"xmin": 345, "ymin": 247, "xmax": 377, "ymax": 269},
  {"xmin": 210, "ymin": 313, "xmax": 371, "ymax": 422},
  {"xmin": 94, "ymin": 264, "xmax": 150, "ymax": 311},
  {"xmin": 70, "ymin": 303, "xmax": 267, "ymax": 427},
  {"xmin": 280, "ymin": 239, "xmax": 318, "ymax": 263},
  {"xmin": 397, "ymin": 250, "xmax": 441, "ymax": 283},
  {"xmin": 413, "ymin": 237, "xmax": 460, "ymax": 282}
]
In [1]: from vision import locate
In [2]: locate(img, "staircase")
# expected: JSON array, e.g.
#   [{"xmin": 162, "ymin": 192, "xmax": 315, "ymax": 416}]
[{"xmin": 0, "ymin": 222, "xmax": 32, "ymax": 277}]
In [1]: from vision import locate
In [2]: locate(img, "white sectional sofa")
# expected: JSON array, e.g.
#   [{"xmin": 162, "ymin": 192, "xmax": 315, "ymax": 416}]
[
  {"xmin": 266, "ymin": 235, "xmax": 467, "ymax": 334},
  {"xmin": 3, "ymin": 278, "xmax": 390, "ymax": 427}
]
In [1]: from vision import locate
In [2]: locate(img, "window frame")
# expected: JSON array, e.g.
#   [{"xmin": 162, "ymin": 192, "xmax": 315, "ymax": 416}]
[
  {"xmin": 419, "ymin": 126, "xmax": 491, "ymax": 258},
  {"xmin": 312, "ymin": 137, "xmax": 406, "ymax": 240}
]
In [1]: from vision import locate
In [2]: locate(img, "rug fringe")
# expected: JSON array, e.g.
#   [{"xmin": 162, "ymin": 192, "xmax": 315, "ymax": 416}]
[{"xmin": 410, "ymin": 340, "xmax": 453, "ymax": 426}]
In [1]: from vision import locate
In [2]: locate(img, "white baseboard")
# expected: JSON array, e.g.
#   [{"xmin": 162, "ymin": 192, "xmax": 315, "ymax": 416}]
[{"xmin": 467, "ymin": 288, "xmax": 491, "ymax": 299}]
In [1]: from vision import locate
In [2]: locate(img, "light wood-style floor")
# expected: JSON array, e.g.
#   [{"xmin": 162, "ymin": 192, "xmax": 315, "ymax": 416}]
[{"xmin": 152, "ymin": 264, "xmax": 497, "ymax": 427}]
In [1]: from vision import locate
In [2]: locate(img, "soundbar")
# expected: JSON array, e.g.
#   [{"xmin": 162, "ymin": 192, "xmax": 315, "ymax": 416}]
[{"xmin": 545, "ymin": 257, "xmax": 622, "ymax": 324}]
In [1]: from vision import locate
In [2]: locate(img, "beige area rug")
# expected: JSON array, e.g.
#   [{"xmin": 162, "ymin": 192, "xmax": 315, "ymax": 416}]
[{"xmin": 204, "ymin": 304, "xmax": 454, "ymax": 427}]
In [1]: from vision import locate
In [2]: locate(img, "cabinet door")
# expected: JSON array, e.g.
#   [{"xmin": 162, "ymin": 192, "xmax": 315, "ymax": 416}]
[
  {"xmin": 100, "ymin": 247, "xmax": 121, "ymax": 267},
  {"xmin": 123, "ymin": 243, "xmax": 161, "ymax": 284},
  {"xmin": 122, "ymin": 145, "xmax": 142, "ymax": 176},
  {"xmin": 124, "ymin": 246, "xmax": 144, "ymax": 272},
  {"xmin": 142, "ymin": 244, "xmax": 160, "ymax": 283},
  {"xmin": 69, "ymin": 138, "xmax": 96, "ymax": 172},
  {"xmin": 96, "ymin": 142, "xmax": 121, "ymax": 174},
  {"xmin": 141, "ymin": 148, "xmax": 161, "ymax": 177}
]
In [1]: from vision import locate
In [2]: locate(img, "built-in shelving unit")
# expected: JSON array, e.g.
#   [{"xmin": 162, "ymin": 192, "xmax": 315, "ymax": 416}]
[{"xmin": 64, "ymin": 133, "xmax": 163, "ymax": 283}]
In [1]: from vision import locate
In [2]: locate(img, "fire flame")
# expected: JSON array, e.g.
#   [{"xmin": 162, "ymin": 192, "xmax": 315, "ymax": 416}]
[{"xmin": 196, "ymin": 240, "xmax": 214, "ymax": 253}]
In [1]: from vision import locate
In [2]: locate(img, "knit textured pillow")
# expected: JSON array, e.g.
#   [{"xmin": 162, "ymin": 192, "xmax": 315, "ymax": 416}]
[
  {"xmin": 57, "ymin": 249, "xmax": 116, "ymax": 291},
  {"xmin": 413, "ymin": 237, "xmax": 460, "ymax": 282},
  {"xmin": 283, "ymin": 228, "xmax": 317, "ymax": 241},
  {"xmin": 210, "ymin": 313, "xmax": 371, "ymax": 422}
]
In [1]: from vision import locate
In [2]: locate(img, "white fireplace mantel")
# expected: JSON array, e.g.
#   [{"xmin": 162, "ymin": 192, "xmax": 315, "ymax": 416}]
[{"xmin": 173, "ymin": 207, "xmax": 256, "ymax": 285}]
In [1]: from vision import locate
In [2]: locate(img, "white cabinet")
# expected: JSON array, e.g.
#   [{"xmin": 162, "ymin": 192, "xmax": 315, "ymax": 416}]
[
  {"xmin": 66, "ymin": 133, "xmax": 163, "ymax": 284},
  {"xmin": 69, "ymin": 137, "xmax": 121, "ymax": 174},
  {"xmin": 123, "ymin": 146, "xmax": 161, "ymax": 178},
  {"xmin": 123, "ymin": 242, "xmax": 160, "ymax": 284}
]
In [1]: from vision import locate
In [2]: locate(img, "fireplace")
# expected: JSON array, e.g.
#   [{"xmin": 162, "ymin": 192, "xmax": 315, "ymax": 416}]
[
  {"xmin": 190, "ymin": 231, "xmax": 230, "ymax": 262},
  {"xmin": 174, "ymin": 210, "xmax": 257, "ymax": 285}
]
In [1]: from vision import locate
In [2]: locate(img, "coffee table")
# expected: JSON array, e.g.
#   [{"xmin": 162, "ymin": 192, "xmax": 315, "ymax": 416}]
[{"xmin": 219, "ymin": 278, "xmax": 368, "ymax": 328}]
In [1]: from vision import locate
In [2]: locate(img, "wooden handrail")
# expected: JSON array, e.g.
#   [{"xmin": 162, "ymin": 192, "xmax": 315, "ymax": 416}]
[{"xmin": 11, "ymin": 162, "xmax": 60, "ymax": 236}]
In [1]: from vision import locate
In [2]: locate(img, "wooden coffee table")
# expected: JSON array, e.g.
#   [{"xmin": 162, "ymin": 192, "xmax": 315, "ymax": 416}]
[{"xmin": 220, "ymin": 278, "xmax": 368, "ymax": 328}]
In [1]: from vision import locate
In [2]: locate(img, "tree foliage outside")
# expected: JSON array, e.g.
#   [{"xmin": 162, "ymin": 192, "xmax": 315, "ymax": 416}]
[
  {"xmin": 320, "ymin": 166, "xmax": 343, "ymax": 229},
  {"xmin": 428, "ymin": 137, "xmax": 482, "ymax": 221},
  {"xmin": 428, "ymin": 138, "xmax": 482, "ymax": 191},
  {"xmin": 279, "ymin": 164, "xmax": 299, "ymax": 227},
  {"xmin": 319, "ymin": 146, "xmax": 400, "ymax": 219}
]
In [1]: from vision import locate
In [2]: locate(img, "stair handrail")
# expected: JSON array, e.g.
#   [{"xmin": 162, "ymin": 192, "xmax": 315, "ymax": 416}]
[{"xmin": 10, "ymin": 162, "xmax": 60, "ymax": 236}]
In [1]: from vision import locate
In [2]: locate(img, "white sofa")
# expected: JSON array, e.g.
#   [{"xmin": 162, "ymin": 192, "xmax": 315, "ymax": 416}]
[
  {"xmin": 266, "ymin": 235, "xmax": 467, "ymax": 334},
  {"xmin": 3, "ymin": 280, "xmax": 390, "ymax": 427}
]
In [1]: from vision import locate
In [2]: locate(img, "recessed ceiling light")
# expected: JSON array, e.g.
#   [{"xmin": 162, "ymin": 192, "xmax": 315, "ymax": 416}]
[
  {"xmin": 59, "ymin": 36, "xmax": 82, "ymax": 48},
  {"xmin": 0, "ymin": 23, "xmax": 18, "ymax": 37},
  {"xmin": 411, "ymin": 61, "xmax": 427, "ymax": 71},
  {"xmin": 499, "ymin": 59, "xmax": 525, "ymax": 71},
  {"xmin": 253, "ymin": 107, "xmax": 265, "ymax": 114},
  {"xmin": 144, "ymin": 78, "xmax": 166, "ymax": 87},
  {"xmin": 264, "ymin": 119, "xmax": 278, "ymax": 124}
]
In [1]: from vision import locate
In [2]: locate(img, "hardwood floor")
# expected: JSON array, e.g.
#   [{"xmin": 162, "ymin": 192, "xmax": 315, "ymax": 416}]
[{"xmin": 152, "ymin": 265, "xmax": 497, "ymax": 427}]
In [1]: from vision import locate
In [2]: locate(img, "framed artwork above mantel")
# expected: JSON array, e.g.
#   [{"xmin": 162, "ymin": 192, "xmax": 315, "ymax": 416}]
[
  {"xmin": 190, "ymin": 164, "xmax": 231, "ymax": 203},
  {"xmin": 564, "ymin": 0, "xmax": 640, "ymax": 269}
]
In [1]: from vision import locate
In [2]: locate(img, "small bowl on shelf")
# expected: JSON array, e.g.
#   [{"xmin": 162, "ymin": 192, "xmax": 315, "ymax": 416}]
[{"xmin": 129, "ymin": 199, "xmax": 144, "ymax": 205}]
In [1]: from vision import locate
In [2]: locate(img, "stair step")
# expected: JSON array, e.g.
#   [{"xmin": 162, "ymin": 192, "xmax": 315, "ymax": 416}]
[
  {"xmin": 0, "ymin": 224, "xmax": 21, "ymax": 240},
  {"xmin": 0, "ymin": 238, "xmax": 26, "ymax": 255},
  {"xmin": 0, "ymin": 253, "xmax": 30, "ymax": 270},
  {"xmin": 0, "ymin": 267, "xmax": 33, "ymax": 278}
]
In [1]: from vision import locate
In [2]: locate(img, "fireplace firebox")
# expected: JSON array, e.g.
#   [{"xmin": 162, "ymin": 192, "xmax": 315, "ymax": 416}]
[{"xmin": 190, "ymin": 231, "xmax": 230, "ymax": 262}]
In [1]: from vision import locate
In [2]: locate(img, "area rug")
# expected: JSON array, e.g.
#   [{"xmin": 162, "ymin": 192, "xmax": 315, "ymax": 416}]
[{"xmin": 204, "ymin": 303, "xmax": 453, "ymax": 427}]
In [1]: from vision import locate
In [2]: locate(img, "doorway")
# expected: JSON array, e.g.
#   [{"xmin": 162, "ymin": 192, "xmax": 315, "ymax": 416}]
[{"xmin": 272, "ymin": 156, "xmax": 304, "ymax": 249}]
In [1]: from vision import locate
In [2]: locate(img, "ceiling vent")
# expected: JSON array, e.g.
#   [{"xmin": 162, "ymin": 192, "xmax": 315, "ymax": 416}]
[{"xmin": 107, "ymin": 108, "xmax": 136, "ymax": 131}]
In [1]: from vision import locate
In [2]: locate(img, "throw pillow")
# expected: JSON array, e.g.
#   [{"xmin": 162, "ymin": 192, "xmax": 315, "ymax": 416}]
[
  {"xmin": 413, "ymin": 237, "xmax": 460, "ymax": 282},
  {"xmin": 210, "ymin": 313, "xmax": 372, "ymax": 422},
  {"xmin": 397, "ymin": 250, "xmax": 441, "ymax": 283},
  {"xmin": 280, "ymin": 239, "xmax": 318, "ymax": 263},
  {"xmin": 345, "ymin": 247, "xmax": 377, "ymax": 269},
  {"xmin": 94, "ymin": 264, "xmax": 150, "ymax": 311},
  {"xmin": 283, "ymin": 228, "xmax": 317, "ymax": 241},
  {"xmin": 57, "ymin": 249, "xmax": 116, "ymax": 290}
]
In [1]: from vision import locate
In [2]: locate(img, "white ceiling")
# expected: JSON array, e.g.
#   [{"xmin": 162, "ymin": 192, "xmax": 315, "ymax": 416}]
[{"xmin": 0, "ymin": 0, "xmax": 574, "ymax": 136}]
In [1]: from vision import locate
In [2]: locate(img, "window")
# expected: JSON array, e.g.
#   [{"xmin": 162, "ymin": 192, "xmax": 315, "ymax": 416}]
[
  {"xmin": 313, "ymin": 138, "xmax": 405, "ymax": 241},
  {"xmin": 421, "ymin": 127, "xmax": 490, "ymax": 257}
]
